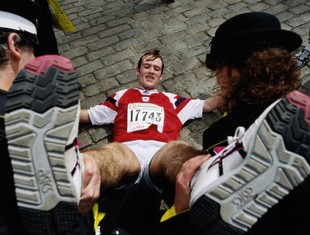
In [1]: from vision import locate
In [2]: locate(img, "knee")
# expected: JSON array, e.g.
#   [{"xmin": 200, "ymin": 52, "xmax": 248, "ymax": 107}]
[
  {"xmin": 151, "ymin": 140, "xmax": 189, "ymax": 164},
  {"xmin": 151, "ymin": 140, "xmax": 200, "ymax": 170},
  {"xmin": 150, "ymin": 140, "xmax": 203, "ymax": 184}
]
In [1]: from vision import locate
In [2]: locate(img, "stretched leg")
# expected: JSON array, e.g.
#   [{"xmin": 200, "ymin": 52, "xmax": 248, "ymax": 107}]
[
  {"xmin": 82, "ymin": 142, "xmax": 141, "ymax": 191},
  {"xmin": 149, "ymin": 140, "xmax": 203, "ymax": 204},
  {"xmin": 82, "ymin": 143, "xmax": 141, "ymax": 235}
]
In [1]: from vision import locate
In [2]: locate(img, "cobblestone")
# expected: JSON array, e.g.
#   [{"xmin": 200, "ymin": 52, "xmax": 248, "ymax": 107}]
[{"xmin": 57, "ymin": 0, "xmax": 310, "ymax": 150}]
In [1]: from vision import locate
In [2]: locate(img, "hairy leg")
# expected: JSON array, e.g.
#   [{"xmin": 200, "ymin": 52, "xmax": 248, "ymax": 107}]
[
  {"xmin": 82, "ymin": 142, "xmax": 141, "ymax": 191},
  {"xmin": 149, "ymin": 140, "xmax": 203, "ymax": 203}
]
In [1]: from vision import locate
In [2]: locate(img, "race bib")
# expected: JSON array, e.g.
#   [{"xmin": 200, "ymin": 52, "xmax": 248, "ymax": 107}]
[{"xmin": 127, "ymin": 103, "xmax": 164, "ymax": 133}]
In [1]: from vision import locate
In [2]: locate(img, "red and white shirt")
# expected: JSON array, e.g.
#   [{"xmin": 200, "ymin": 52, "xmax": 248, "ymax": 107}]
[{"xmin": 88, "ymin": 88, "xmax": 204, "ymax": 143}]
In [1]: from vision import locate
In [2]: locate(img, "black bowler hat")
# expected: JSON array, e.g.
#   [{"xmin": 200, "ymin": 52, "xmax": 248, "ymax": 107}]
[
  {"xmin": 206, "ymin": 12, "xmax": 302, "ymax": 70},
  {"xmin": 0, "ymin": 0, "xmax": 40, "ymax": 38}
]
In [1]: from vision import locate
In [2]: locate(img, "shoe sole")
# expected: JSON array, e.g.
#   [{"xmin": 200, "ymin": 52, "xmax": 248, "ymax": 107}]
[
  {"xmin": 190, "ymin": 90, "xmax": 310, "ymax": 234},
  {"xmin": 5, "ymin": 55, "xmax": 81, "ymax": 234}
]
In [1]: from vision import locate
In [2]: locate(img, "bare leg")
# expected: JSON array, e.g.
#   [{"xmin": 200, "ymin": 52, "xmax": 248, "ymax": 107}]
[
  {"xmin": 82, "ymin": 142, "xmax": 141, "ymax": 191},
  {"xmin": 149, "ymin": 140, "xmax": 203, "ymax": 203}
]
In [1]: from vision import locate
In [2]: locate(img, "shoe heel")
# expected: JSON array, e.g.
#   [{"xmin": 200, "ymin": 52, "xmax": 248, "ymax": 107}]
[
  {"xmin": 190, "ymin": 90, "xmax": 310, "ymax": 234},
  {"xmin": 5, "ymin": 55, "xmax": 85, "ymax": 234}
]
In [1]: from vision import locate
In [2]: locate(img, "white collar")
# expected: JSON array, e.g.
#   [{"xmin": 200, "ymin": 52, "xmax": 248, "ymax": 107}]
[{"xmin": 136, "ymin": 87, "xmax": 159, "ymax": 94}]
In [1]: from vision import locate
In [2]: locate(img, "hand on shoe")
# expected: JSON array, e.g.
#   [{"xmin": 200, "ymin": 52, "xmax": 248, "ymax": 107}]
[
  {"xmin": 174, "ymin": 155, "xmax": 210, "ymax": 213},
  {"xmin": 78, "ymin": 155, "xmax": 101, "ymax": 216}
]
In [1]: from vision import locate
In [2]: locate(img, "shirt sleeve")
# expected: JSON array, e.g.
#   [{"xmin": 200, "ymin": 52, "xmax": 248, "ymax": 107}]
[
  {"xmin": 177, "ymin": 99, "xmax": 204, "ymax": 124},
  {"xmin": 163, "ymin": 92, "xmax": 204, "ymax": 124},
  {"xmin": 88, "ymin": 104, "xmax": 117, "ymax": 125}
]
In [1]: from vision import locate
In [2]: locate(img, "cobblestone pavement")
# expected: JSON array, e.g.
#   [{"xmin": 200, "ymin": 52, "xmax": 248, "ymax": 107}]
[{"xmin": 56, "ymin": 0, "xmax": 310, "ymax": 150}]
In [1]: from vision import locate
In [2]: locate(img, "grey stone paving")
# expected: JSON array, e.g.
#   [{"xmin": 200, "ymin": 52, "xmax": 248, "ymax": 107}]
[{"xmin": 56, "ymin": 0, "xmax": 310, "ymax": 150}]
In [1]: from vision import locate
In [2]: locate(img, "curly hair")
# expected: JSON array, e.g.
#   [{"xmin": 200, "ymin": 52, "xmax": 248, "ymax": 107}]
[{"xmin": 220, "ymin": 48, "xmax": 301, "ymax": 112}]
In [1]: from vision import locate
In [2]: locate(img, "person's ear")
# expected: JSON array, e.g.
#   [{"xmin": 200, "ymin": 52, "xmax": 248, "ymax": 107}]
[
  {"xmin": 135, "ymin": 68, "xmax": 140, "ymax": 77},
  {"xmin": 7, "ymin": 33, "xmax": 22, "ymax": 59}
]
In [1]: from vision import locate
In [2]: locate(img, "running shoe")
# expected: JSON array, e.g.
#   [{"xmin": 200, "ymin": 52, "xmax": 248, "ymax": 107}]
[
  {"xmin": 190, "ymin": 90, "xmax": 310, "ymax": 234},
  {"xmin": 296, "ymin": 48, "xmax": 310, "ymax": 68},
  {"xmin": 5, "ymin": 55, "xmax": 87, "ymax": 234}
]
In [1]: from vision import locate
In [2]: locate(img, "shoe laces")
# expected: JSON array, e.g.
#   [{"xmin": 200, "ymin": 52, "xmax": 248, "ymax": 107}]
[
  {"xmin": 65, "ymin": 137, "xmax": 81, "ymax": 176},
  {"xmin": 212, "ymin": 126, "xmax": 246, "ymax": 155},
  {"xmin": 208, "ymin": 127, "xmax": 246, "ymax": 172},
  {"xmin": 227, "ymin": 126, "xmax": 245, "ymax": 144}
]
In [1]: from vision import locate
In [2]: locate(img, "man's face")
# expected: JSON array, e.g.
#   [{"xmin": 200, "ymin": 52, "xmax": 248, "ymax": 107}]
[{"xmin": 136, "ymin": 56, "xmax": 163, "ymax": 89}]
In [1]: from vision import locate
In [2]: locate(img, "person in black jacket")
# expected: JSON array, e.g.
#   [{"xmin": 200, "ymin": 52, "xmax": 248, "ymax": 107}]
[
  {"xmin": 157, "ymin": 12, "xmax": 310, "ymax": 235},
  {"xmin": 0, "ymin": 1, "xmax": 100, "ymax": 234},
  {"xmin": 0, "ymin": 2, "xmax": 41, "ymax": 234}
]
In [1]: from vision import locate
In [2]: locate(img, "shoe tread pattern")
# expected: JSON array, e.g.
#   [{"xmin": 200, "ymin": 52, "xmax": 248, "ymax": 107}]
[
  {"xmin": 5, "ymin": 56, "xmax": 83, "ymax": 234},
  {"xmin": 190, "ymin": 91, "xmax": 310, "ymax": 235},
  {"xmin": 6, "ymin": 57, "xmax": 78, "ymax": 114}
]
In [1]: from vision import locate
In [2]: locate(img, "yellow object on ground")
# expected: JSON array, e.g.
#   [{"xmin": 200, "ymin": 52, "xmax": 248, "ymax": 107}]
[
  {"xmin": 92, "ymin": 202, "xmax": 106, "ymax": 233},
  {"xmin": 47, "ymin": 0, "xmax": 75, "ymax": 32}
]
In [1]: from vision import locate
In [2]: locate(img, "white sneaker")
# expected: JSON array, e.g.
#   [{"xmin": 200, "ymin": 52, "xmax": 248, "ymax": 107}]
[
  {"xmin": 5, "ymin": 55, "xmax": 88, "ymax": 234},
  {"xmin": 296, "ymin": 48, "xmax": 310, "ymax": 68},
  {"xmin": 190, "ymin": 90, "xmax": 310, "ymax": 234}
]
